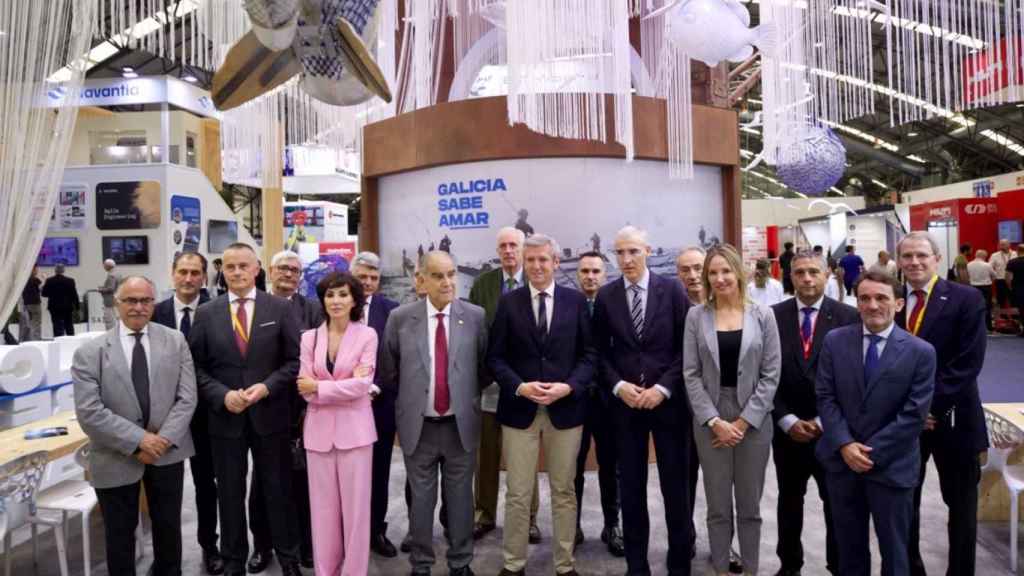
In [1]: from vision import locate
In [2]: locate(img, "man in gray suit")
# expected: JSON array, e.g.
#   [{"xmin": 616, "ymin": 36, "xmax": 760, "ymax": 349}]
[
  {"xmin": 72, "ymin": 276, "xmax": 196, "ymax": 576},
  {"xmin": 379, "ymin": 251, "xmax": 488, "ymax": 576},
  {"xmin": 98, "ymin": 258, "xmax": 120, "ymax": 329}
]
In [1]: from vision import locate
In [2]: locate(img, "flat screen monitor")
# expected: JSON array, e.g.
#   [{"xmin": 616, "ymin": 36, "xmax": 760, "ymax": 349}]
[
  {"xmin": 208, "ymin": 219, "xmax": 238, "ymax": 253},
  {"xmin": 102, "ymin": 236, "xmax": 150, "ymax": 265},
  {"xmin": 37, "ymin": 237, "xmax": 79, "ymax": 267},
  {"xmin": 998, "ymin": 219, "xmax": 1023, "ymax": 244}
]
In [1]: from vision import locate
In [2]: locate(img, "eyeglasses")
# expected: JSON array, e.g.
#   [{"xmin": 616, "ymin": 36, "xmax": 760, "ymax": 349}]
[
  {"xmin": 275, "ymin": 265, "xmax": 301, "ymax": 275},
  {"xmin": 118, "ymin": 297, "xmax": 155, "ymax": 307}
]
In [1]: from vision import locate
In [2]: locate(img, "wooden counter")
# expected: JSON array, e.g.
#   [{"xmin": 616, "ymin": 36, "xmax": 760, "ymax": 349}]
[{"xmin": 0, "ymin": 411, "xmax": 88, "ymax": 466}]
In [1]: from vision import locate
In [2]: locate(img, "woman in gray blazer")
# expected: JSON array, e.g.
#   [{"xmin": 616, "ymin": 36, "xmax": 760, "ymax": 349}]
[{"xmin": 683, "ymin": 244, "xmax": 781, "ymax": 575}]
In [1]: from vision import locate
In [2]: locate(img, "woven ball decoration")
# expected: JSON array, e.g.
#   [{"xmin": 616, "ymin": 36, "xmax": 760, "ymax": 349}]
[{"xmin": 776, "ymin": 126, "xmax": 847, "ymax": 196}]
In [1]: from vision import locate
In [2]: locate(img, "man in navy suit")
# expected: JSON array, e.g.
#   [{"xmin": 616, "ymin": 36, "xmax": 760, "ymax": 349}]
[
  {"xmin": 896, "ymin": 232, "xmax": 989, "ymax": 576},
  {"xmin": 488, "ymin": 234, "xmax": 596, "ymax": 576},
  {"xmin": 351, "ymin": 251, "xmax": 403, "ymax": 558},
  {"xmin": 771, "ymin": 250, "xmax": 859, "ymax": 576},
  {"xmin": 153, "ymin": 252, "xmax": 221, "ymax": 575},
  {"xmin": 816, "ymin": 270, "xmax": 936, "ymax": 576},
  {"xmin": 592, "ymin": 225, "xmax": 693, "ymax": 576}
]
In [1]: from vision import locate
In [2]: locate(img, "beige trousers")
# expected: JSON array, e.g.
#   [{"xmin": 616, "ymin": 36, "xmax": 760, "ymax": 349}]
[{"xmin": 502, "ymin": 409, "xmax": 582, "ymax": 574}]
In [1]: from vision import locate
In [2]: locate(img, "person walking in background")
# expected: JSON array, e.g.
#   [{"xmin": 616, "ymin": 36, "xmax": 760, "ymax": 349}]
[
  {"xmin": 990, "ymin": 239, "xmax": 1013, "ymax": 310},
  {"xmin": 573, "ymin": 251, "xmax": 624, "ymax": 557},
  {"xmin": 42, "ymin": 263, "xmax": 79, "ymax": 337},
  {"xmin": 72, "ymin": 276, "xmax": 197, "ymax": 576},
  {"xmin": 868, "ymin": 250, "xmax": 898, "ymax": 279},
  {"xmin": 683, "ymin": 244, "xmax": 780, "ymax": 576},
  {"xmin": 839, "ymin": 245, "xmax": 865, "ymax": 294},
  {"xmin": 98, "ymin": 259, "xmax": 121, "ymax": 329},
  {"xmin": 747, "ymin": 258, "xmax": 786, "ymax": 308},
  {"xmin": 779, "ymin": 242, "xmax": 795, "ymax": 295},
  {"xmin": 966, "ymin": 249, "xmax": 996, "ymax": 332},
  {"xmin": 298, "ymin": 272, "xmax": 378, "ymax": 576},
  {"xmin": 1006, "ymin": 244, "xmax": 1024, "ymax": 336},
  {"xmin": 19, "ymin": 266, "xmax": 43, "ymax": 342},
  {"xmin": 213, "ymin": 258, "xmax": 227, "ymax": 296},
  {"xmin": 816, "ymin": 271, "xmax": 936, "ymax": 576},
  {"xmin": 770, "ymin": 250, "xmax": 859, "ymax": 576}
]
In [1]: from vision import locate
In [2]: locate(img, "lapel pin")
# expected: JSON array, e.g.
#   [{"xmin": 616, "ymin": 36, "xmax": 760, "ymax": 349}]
[{"xmin": 458, "ymin": 319, "xmax": 464, "ymax": 325}]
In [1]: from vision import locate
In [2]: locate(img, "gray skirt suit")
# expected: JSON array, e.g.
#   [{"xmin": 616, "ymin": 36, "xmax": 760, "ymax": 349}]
[{"xmin": 683, "ymin": 302, "xmax": 781, "ymax": 574}]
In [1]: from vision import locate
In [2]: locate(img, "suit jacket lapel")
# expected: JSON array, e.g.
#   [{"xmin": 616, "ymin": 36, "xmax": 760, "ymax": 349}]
[
  {"xmin": 520, "ymin": 288, "xmax": 545, "ymax": 350},
  {"xmin": 642, "ymin": 277, "xmax": 662, "ymax": 338},
  {"xmin": 613, "ymin": 281, "xmax": 640, "ymax": 346},
  {"xmin": 414, "ymin": 301, "xmax": 431, "ymax": 375},
  {"xmin": 147, "ymin": 326, "xmax": 167, "ymax": 412},
  {"xmin": 738, "ymin": 306, "xmax": 755, "ymax": 365},
  {"xmin": 862, "ymin": 327, "xmax": 906, "ymax": 403},
  {"xmin": 806, "ymin": 300, "xmax": 835, "ymax": 371},
  {"xmin": 219, "ymin": 297, "xmax": 244, "ymax": 364},
  {"xmin": 915, "ymin": 279, "xmax": 949, "ymax": 340},
  {"xmin": 106, "ymin": 327, "xmax": 142, "ymax": 418},
  {"xmin": 849, "ymin": 327, "xmax": 867, "ymax": 400},
  {"xmin": 332, "ymin": 324, "xmax": 358, "ymax": 380},
  {"xmin": 701, "ymin": 307, "xmax": 720, "ymax": 371},
  {"xmin": 448, "ymin": 300, "xmax": 465, "ymax": 377}
]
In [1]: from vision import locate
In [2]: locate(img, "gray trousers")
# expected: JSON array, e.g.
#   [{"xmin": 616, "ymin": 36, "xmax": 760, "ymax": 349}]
[
  {"xmin": 19, "ymin": 304, "xmax": 41, "ymax": 342},
  {"xmin": 692, "ymin": 388, "xmax": 772, "ymax": 574},
  {"xmin": 404, "ymin": 419, "xmax": 476, "ymax": 572}
]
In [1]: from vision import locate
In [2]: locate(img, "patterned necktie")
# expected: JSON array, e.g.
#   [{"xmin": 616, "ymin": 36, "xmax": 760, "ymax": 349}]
[
  {"xmin": 907, "ymin": 289, "xmax": 927, "ymax": 334},
  {"xmin": 588, "ymin": 299, "xmax": 595, "ymax": 317},
  {"xmin": 630, "ymin": 284, "xmax": 644, "ymax": 339},
  {"xmin": 800, "ymin": 307, "xmax": 814, "ymax": 359},
  {"xmin": 131, "ymin": 332, "xmax": 150, "ymax": 428},
  {"xmin": 233, "ymin": 298, "xmax": 249, "ymax": 357},
  {"xmin": 434, "ymin": 313, "xmax": 449, "ymax": 415},
  {"xmin": 505, "ymin": 277, "xmax": 517, "ymax": 294},
  {"xmin": 537, "ymin": 292, "xmax": 549, "ymax": 338},
  {"xmin": 180, "ymin": 306, "xmax": 192, "ymax": 340},
  {"xmin": 864, "ymin": 334, "xmax": 883, "ymax": 384}
]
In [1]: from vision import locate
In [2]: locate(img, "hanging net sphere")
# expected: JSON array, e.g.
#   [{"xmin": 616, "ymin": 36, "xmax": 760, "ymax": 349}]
[
  {"xmin": 776, "ymin": 126, "xmax": 846, "ymax": 196},
  {"xmin": 299, "ymin": 254, "xmax": 351, "ymax": 298}
]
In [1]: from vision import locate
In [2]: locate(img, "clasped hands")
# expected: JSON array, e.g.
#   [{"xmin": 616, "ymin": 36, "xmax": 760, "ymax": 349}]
[
  {"xmin": 788, "ymin": 419, "xmax": 822, "ymax": 443},
  {"xmin": 135, "ymin": 432, "xmax": 171, "ymax": 465},
  {"xmin": 296, "ymin": 364, "xmax": 373, "ymax": 397},
  {"xmin": 617, "ymin": 382, "xmax": 665, "ymax": 410},
  {"xmin": 840, "ymin": 442, "xmax": 874, "ymax": 473},
  {"xmin": 223, "ymin": 383, "xmax": 270, "ymax": 414},
  {"xmin": 518, "ymin": 381, "xmax": 572, "ymax": 405},
  {"xmin": 710, "ymin": 417, "xmax": 750, "ymax": 448}
]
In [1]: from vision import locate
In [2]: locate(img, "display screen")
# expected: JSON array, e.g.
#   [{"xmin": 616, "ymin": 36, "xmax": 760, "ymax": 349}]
[
  {"xmin": 103, "ymin": 236, "xmax": 150, "ymax": 265},
  {"xmin": 95, "ymin": 180, "xmax": 162, "ymax": 230},
  {"xmin": 37, "ymin": 237, "xmax": 79, "ymax": 267},
  {"xmin": 208, "ymin": 219, "xmax": 238, "ymax": 253},
  {"xmin": 999, "ymin": 219, "xmax": 1023, "ymax": 244}
]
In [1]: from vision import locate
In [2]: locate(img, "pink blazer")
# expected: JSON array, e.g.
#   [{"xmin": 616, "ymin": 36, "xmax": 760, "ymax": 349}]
[{"xmin": 300, "ymin": 322, "xmax": 378, "ymax": 452}]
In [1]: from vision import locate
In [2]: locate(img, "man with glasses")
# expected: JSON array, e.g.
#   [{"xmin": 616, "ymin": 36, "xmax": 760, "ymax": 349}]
[
  {"xmin": 153, "ymin": 252, "xmax": 223, "ymax": 574},
  {"xmin": 73, "ymin": 276, "xmax": 197, "ymax": 576},
  {"xmin": 246, "ymin": 250, "xmax": 323, "ymax": 570}
]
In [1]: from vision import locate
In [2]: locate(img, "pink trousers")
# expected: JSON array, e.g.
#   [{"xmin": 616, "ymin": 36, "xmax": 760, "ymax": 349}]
[{"xmin": 306, "ymin": 445, "xmax": 373, "ymax": 576}]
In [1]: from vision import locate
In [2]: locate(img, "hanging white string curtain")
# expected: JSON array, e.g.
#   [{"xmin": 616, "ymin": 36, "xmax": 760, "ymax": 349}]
[
  {"xmin": 504, "ymin": 0, "xmax": 634, "ymax": 159},
  {"xmin": 883, "ymin": 0, "xmax": 1020, "ymax": 124},
  {"xmin": 0, "ymin": 0, "xmax": 94, "ymax": 328},
  {"xmin": 95, "ymin": 0, "xmax": 209, "ymax": 69}
]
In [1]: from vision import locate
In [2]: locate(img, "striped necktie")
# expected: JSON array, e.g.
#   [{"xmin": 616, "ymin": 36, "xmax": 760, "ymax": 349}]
[{"xmin": 630, "ymin": 284, "xmax": 644, "ymax": 339}]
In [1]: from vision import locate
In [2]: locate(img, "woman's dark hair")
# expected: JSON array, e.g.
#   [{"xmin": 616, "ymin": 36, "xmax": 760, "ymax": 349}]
[{"xmin": 316, "ymin": 272, "xmax": 366, "ymax": 323}]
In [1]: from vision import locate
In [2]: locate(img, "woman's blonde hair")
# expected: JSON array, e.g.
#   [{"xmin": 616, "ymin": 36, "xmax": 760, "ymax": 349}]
[{"xmin": 702, "ymin": 243, "xmax": 748, "ymax": 307}]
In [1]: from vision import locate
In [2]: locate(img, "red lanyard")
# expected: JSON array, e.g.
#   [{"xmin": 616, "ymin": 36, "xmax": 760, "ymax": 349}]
[{"xmin": 800, "ymin": 310, "xmax": 818, "ymax": 359}]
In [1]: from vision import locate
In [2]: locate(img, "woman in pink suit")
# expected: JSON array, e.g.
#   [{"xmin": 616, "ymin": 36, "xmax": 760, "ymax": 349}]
[{"xmin": 297, "ymin": 271, "xmax": 378, "ymax": 576}]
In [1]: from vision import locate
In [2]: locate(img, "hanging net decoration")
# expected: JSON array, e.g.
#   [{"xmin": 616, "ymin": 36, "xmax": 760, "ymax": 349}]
[{"xmin": 776, "ymin": 125, "xmax": 847, "ymax": 196}]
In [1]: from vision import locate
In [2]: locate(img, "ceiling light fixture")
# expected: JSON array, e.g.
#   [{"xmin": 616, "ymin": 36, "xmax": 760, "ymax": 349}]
[
  {"xmin": 123, "ymin": 71, "xmax": 138, "ymax": 78},
  {"xmin": 183, "ymin": 75, "xmax": 197, "ymax": 83}
]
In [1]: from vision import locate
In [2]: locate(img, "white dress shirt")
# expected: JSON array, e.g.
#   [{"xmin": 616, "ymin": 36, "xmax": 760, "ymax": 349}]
[
  {"xmin": 612, "ymin": 269, "xmax": 672, "ymax": 400},
  {"xmin": 777, "ymin": 296, "xmax": 824, "ymax": 433},
  {"xmin": 747, "ymin": 278, "xmax": 786, "ymax": 308},
  {"xmin": 119, "ymin": 321, "xmax": 152, "ymax": 383},
  {"xmin": 966, "ymin": 259, "xmax": 995, "ymax": 286},
  {"xmin": 360, "ymin": 295, "xmax": 373, "ymax": 324},
  {"xmin": 173, "ymin": 295, "xmax": 201, "ymax": 331},
  {"xmin": 991, "ymin": 250, "xmax": 1012, "ymax": 280},
  {"xmin": 228, "ymin": 288, "xmax": 257, "ymax": 334},
  {"xmin": 425, "ymin": 298, "xmax": 453, "ymax": 417},
  {"xmin": 529, "ymin": 281, "xmax": 555, "ymax": 332},
  {"xmin": 863, "ymin": 322, "xmax": 896, "ymax": 359}
]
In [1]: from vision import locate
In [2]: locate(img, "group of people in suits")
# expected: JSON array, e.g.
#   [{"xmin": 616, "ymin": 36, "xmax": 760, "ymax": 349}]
[{"xmin": 69, "ymin": 222, "xmax": 989, "ymax": 576}]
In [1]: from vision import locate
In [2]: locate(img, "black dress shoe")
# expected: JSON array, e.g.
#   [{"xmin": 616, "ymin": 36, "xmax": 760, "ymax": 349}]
[
  {"xmin": 401, "ymin": 533, "xmax": 413, "ymax": 553},
  {"xmin": 411, "ymin": 571, "xmax": 430, "ymax": 576},
  {"xmin": 528, "ymin": 523, "xmax": 542, "ymax": 544},
  {"xmin": 774, "ymin": 570, "xmax": 801, "ymax": 576},
  {"xmin": 498, "ymin": 569, "xmax": 525, "ymax": 576},
  {"xmin": 473, "ymin": 522, "xmax": 496, "ymax": 540},
  {"xmin": 728, "ymin": 559, "xmax": 744, "ymax": 574},
  {"xmin": 203, "ymin": 549, "xmax": 226, "ymax": 575},
  {"xmin": 300, "ymin": 554, "xmax": 314, "ymax": 569},
  {"xmin": 279, "ymin": 563, "xmax": 302, "ymax": 576},
  {"xmin": 558, "ymin": 571, "xmax": 580, "ymax": 576},
  {"xmin": 371, "ymin": 531, "xmax": 398, "ymax": 557},
  {"xmin": 246, "ymin": 550, "xmax": 273, "ymax": 574},
  {"xmin": 601, "ymin": 525, "xmax": 625, "ymax": 557},
  {"xmin": 575, "ymin": 526, "xmax": 584, "ymax": 546},
  {"xmin": 449, "ymin": 567, "xmax": 475, "ymax": 576}
]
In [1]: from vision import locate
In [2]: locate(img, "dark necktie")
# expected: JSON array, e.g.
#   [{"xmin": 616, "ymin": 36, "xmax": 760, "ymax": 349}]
[
  {"xmin": 864, "ymin": 334, "xmax": 883, "ymax": 384},
  {"xmin": 800, "ymin": 307, "xmax": 814, "ymax": 359},
  {"xmin": 180, "ymin": 306, "xmax": 192, "ymax": 340},
  {"xmin": 537, "ymin": 292, "xmax": 549, "ymax": 338},
  {"xmin": 504, "ymin": 277, "xmax": 517, "ymax": 294},
  {"xmin": 907, "ymin": 289, "xmax": 926, "ymax": 334},
  {"xmin": 630, "ymin": 284, "xmax": 644, "ymax": 339},
  {"xmin": 434, "ymin": 313, "xmax": 449, "ymax": 415},
  {"xmin": 588, "ymin": 299, "xmax": 595, "ymax": 317},
  {"xmin": 131, "ymin": 332, "xmax": 150, "ymax": 428},
  {"xmin": 233, "ymin": 298, "xmax": 249, "ymax": 357}
]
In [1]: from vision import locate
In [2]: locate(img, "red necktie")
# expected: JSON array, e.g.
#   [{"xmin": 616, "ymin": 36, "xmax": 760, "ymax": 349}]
[
  {"xmin": 234, "ymin": 298, "xmax": 249, "ymax": 357},
  {"xmin": 907, "ymin": 289, "xmax": 926, "ymax": 335},
  {"xmin": 434, "ymin": 313, "xmax": 449, "ymax": 414}
]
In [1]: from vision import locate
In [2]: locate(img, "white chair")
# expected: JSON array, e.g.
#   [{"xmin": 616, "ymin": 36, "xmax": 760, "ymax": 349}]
[
  {"xmin": 34, "ymin": 443, "xmax": 98, "ymax": 576},
  {"xmin": 0, "ymin": 451, "xmax": 69, "ymax": 576},
  {"xmin": 986, "ymin": 446, "xmax": 1024, "ymax": 573}
]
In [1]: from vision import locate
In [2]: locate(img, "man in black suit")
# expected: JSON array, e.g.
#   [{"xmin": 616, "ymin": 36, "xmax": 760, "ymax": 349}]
[
  {"xmin": 771, "ymin": 250, "xmax": 859, "ymax": 576},
  {"xmin": 897, "ymin": 232, "xmax": 989, "ymax": 576},
  {"xmin": 153, "ymin": 252, "xmax": 222, "ymax": 575},
  {"xmin": 189, "ymin": 243, "xmax": 303, "ymax": 576},
  {"xmin": 574, "ymin": 251, "xmax": 624, "ymax": 557},
  {"xmin": 592, "ymin": 225, "xmax": 693, "ymax": 576},
  {"xmin": 351, "ymin": 251, "xmax": 402, "ymax": 558},
  {"xmin": 41, "ymin": 263, "xmax": 79, "ymax": 336},
  {"xmin": 488, "ymin": 234, "xmax": 596, "ymax": 576},
  {"xmin": 246, "ymin": 249, "xmax": 323, "ymax": 571}
]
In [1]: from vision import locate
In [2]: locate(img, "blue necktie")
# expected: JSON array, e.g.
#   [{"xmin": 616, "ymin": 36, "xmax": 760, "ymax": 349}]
[
  {"xmin": 800, "ymin": 307, "xmax": 814, "ymax": 342},
  {"xmin": 180, "ymin": 306, "xmax": 192, "ymax": 340},
  {"xmin": 864, "ymin": 334, "xmax": 883, "ymax": 384}
]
